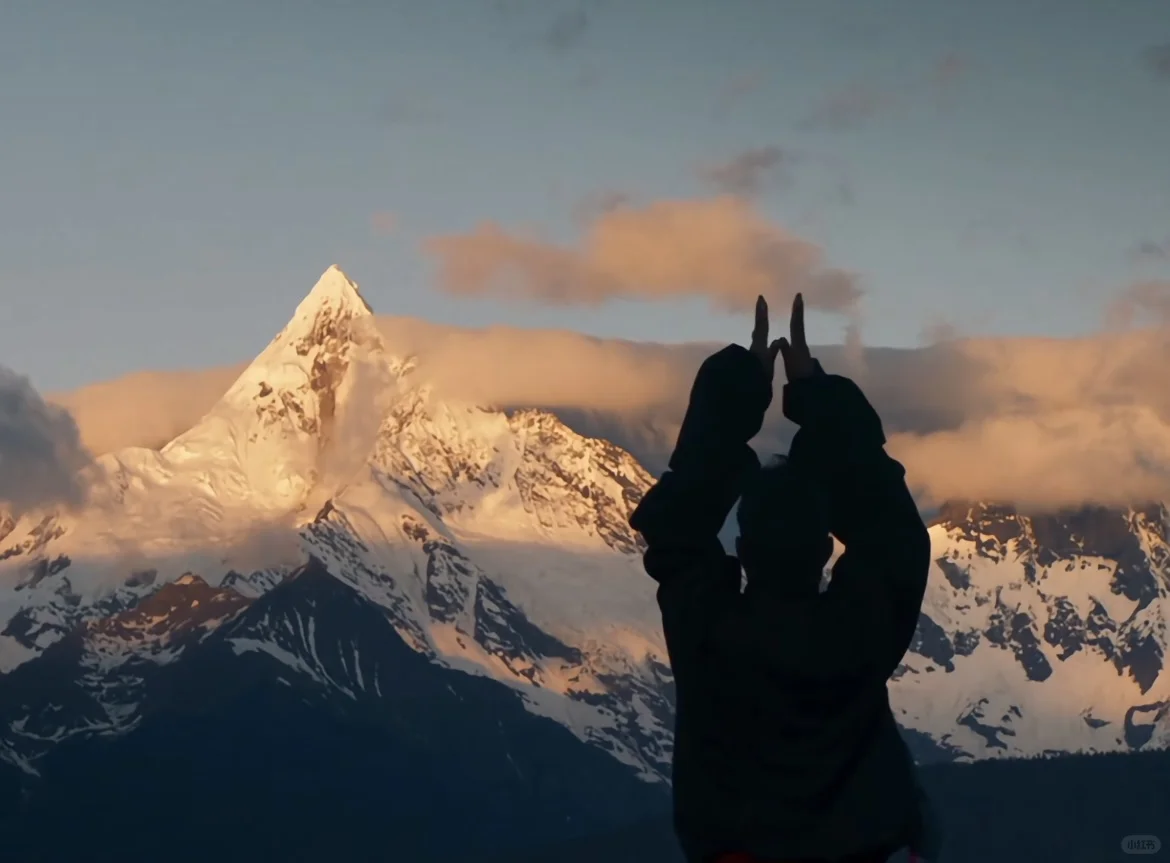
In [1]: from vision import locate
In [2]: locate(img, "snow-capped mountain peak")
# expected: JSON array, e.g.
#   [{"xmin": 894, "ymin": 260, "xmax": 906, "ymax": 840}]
[
  {"xmin": 262, "ymin": 263, "xmax": 377, "ymax": 367},
  {"xmin": 161, "ymin": 265, "xmax": 390, "ymax": 514},
  {"xmin": 0, "ymin": 267, "xmax": 396, "ymax": 669},
  {"xmin": 294, "ymin": 263, "xmax": 373, "ymax": 317}
]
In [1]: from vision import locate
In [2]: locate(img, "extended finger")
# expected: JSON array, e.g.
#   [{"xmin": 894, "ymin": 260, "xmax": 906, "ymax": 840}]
[
  {"xmin": 751, "ymin": 295, "xmax": 768, "ymax": 350},
  {"xmin": 790, "ymin": 293, "xmax": 806, "ymax": 350}
]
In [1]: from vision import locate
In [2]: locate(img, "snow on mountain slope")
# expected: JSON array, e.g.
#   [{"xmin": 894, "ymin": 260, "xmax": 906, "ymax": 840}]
[
  {"xmin": 0, "ymin": 266, "xmax": 672, "ymax": 779},
  {"xmin": 893, "ymin": 502, "xmax": 1170, "ymax": 759},
  {"xmin": 301, "ymin": 491, "xmax": 672, "ymax": 778},
  {"xmin": 288, "ymin": 366, "xmax": 671, "ymax": 776}
]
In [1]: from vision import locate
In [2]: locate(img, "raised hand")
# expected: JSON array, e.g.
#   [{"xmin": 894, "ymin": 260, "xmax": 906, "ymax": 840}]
[{"xmin": 776, "ymin": 293, "xmax": 818, "ymax": 382}]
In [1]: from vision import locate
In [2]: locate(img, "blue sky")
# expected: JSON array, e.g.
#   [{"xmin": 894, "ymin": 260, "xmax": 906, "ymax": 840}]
[{"xmin": 1, "ymin": 0, "xmax": 1168, "ymax": 391}]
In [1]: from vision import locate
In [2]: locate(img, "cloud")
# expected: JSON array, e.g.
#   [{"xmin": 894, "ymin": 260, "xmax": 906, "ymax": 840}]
[
  {"xmin": 802, "ymin": 84, "xmax": 889, "ymax": 132},
  {"xmin": 52, "ymin": 300, "xmax": 1170, "ymax": 513},
  {"xmin": 369, "ymin": 315, "xmax": 1170, "ymax": 510},
  {"xmin": 700, "ymin": 146, "xmax": 789, "ymax": 197},
  {"xmin": 887, "ymin": 329, "xmax": 1170, "ymax": 509},
  {"xmin": 374, "ymin": 317, "xmax": 695, "ymax": 414},
  {"xmin": 1143, "ymin": 43, "xmax": 1170, "ymax": 80},
  {"xmin": 545, "ymin": 6, "xmax": 590, "ymax": 51},
  {"xmin": 0, "ymin": 367, "xmax": 91, "ymax": 512},
  {"xmin": 1106, "ymin": 281, "xmax": 1170, "ymax": 329},
  {"xmin": 805, "ymin": 56, "xmax": 965, "ymax": 133},
  {"xmin": 50, "ymin": 325, "xmax": 703, "ymax": 485},
  {"xmin": 572, "ymin": 190, "xmax": 631, "ymax": 223},
  {"xmin": 834, "ymin": 177, "xmax": 857, "ymax": 206},
  {"xmin": 1132, "ymin": 238, "xmax": 1169, "ymax": 261},
  {"xmin": 424, "ymin": 196, "xmax": 862, "ymax": 314},
  {"xmin": 49, "ymin": 366, "xmax": 242, "ymax": 457},
  {"xmin": 713, "ymin": 72, "xmax": 763, "ymax": 118},
  {"xmin": 890, "ymin": 405, "xmax": 1170, "ymax": 511},
  {"xmin": 919, "ymin": 318, "xmax": 962, "ymax": 346}
]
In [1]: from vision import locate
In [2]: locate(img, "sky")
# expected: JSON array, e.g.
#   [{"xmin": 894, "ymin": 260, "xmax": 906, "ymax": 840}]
[{"xmin": 1, "ymin": 0, "xmax": 1169, "ymax": 392}]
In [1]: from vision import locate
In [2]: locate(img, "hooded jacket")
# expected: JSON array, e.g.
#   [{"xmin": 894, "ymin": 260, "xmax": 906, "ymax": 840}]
[{"xmin": 628, "ymin": 345, "xmax": 934, "ymax": 862}]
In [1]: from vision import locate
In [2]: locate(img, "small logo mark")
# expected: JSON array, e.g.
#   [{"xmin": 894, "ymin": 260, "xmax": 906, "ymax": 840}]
[{"xmin": 1121, "ymin": 835, "xmax": 1162, "ymax": 855}]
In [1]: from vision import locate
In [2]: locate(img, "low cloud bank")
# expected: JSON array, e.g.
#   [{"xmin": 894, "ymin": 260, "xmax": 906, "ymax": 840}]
[
  {"xmin": 42, "ymin": 319, "xmax": 1170, "ymax": 511},
  {"xmin": 0, "ymin": 366, "xmax": 91, "ymax": 512},
  {"xmin": 50, "ymin": 367, "xmax": 243, "ymax": 458}
]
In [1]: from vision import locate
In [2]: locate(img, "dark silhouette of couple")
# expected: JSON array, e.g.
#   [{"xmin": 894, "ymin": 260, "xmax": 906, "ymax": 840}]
[{"xmin": 629, "ymin": 295, "xmax": 941, "ymax": 863}]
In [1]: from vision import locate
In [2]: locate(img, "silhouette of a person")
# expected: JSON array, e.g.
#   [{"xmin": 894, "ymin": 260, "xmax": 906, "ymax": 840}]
[{"xmin": 629, "ymin": 295, "xmax": 939, "ymax": 863}]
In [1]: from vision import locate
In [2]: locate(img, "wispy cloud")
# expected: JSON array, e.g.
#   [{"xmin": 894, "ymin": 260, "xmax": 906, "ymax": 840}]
[
  {"xmin": 802, "ymin": 84, "xmax": 890, "ymax": 132},
  {"xmin": 1131, "ymin": 238, "xmax": 1169, "ymax": 261},
  {"xmin": 919, "ymin": 318, "xmax": 962, "ymax": 346},
  {"xmin": 1143, "ymin": 43, "xmax": 1170, "ymax": 80},
  {"xmin": 50, "ymin": 367, "xmax": 242, "ymax": 459},
  {"xmin": 1107, "ymin": 280, "xmax": 1170, "ymax": 329},
  {"xmin": 803, "ymin": 55, "xmax": 968, "ymax": 133},
  {"xmin": 423, "ymin": 196, "xmax": 862, "ymax": 314},
  {"xmin": 699, "ymin": 146, "xmax": 790, "ymax": 198},
  {"xmin": 572, "ymin": 190, "xmax": 631, "ymax": 223},
  {"xmin": 545, "ymin": 6, "xmax": 590, "ymax": 51},
  {"xmin": 713, "ymin": 71, "xmax": 763, "ymax": 118}
]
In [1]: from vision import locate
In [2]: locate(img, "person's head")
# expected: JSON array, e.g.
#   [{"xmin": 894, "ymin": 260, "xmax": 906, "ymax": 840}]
[{"xmin": 735, "ymin": 455, "xmax": 832, "ymax": 599}]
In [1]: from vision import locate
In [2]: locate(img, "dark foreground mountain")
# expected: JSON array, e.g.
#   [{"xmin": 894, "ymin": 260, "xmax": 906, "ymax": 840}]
[
  {"xmin": 0, "ymin": 561, "xmax": 667, "ymax": 863},
  {"xmin": 6, "ymin": 727, "xmax": 1162, "ymax": 862},
  {"xmin": 509, "ymin": 747, "xmax": 1170, "ymax": 863}
]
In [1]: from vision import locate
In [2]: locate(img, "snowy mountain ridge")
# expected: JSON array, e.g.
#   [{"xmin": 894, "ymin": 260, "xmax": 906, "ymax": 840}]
[
  {"xmin": 0, "ymin": 266, "xmax": 672, "ymax": 781},
  {"xmin": 1, "ymin": 265, "xmax": 1167, "ymax": 785},
  {"xmin": 892, "ymin": 501, "xmax": 1170, "ymax": 758}
]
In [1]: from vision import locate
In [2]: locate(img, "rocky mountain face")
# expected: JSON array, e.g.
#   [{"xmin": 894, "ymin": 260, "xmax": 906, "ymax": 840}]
[
  {"xmin": 893, "ymin": 501, "xmax": 1170, "ymax": 759},
  {"xmin": 0, "ymin": 266, "xmax": 1167, "ymax": 858}
]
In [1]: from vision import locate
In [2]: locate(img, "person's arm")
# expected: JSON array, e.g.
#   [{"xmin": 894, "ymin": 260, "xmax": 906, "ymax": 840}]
[
  {"xmin": 629, "ymin": 342, "xmax": 768, "ymax": 665},
  {"xmin": 629, "ymin": 333, "xmax": 892, "ymax": 682},
  {"xmin": 783, "ymin": 372, "xmax": 932, "ymax": 671},
  {"xmin": 638, "ymin": 470, "xmax": 894, "ymax": 683}
]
